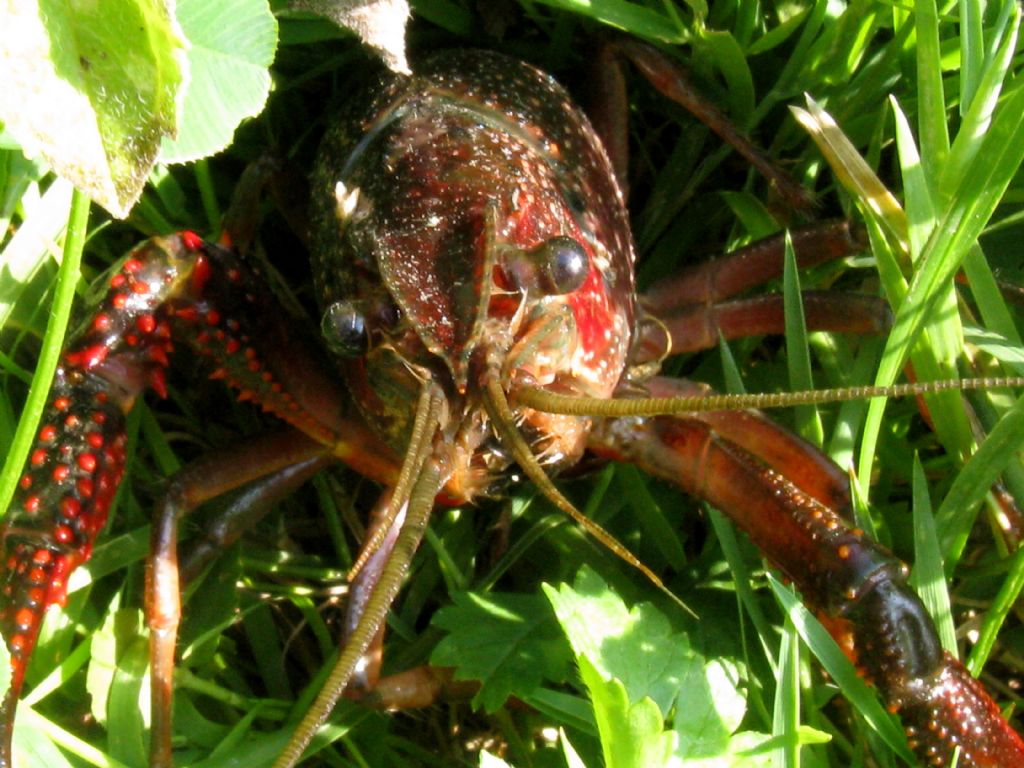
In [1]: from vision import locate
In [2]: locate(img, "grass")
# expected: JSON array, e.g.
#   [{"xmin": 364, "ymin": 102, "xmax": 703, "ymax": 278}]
[{"xmin": 1, "ymin": 0, "xmax": 1024, "ymax": 766}]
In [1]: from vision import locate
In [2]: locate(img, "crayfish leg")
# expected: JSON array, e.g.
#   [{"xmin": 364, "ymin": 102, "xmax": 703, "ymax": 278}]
[
  {"xmin": 591, "ymin": 36, "xmax": 813, "ymax": 211},
  {"xmin": 148, "ymin": 430, "xmax": 331, "ymax": 768},
  {"xmin": 588, "ymin": 404, "xmax": 1024, "ymax": 766},
  {"xmin": 632, "ymin": 220, "xmax": 892, "ymax": 362}
]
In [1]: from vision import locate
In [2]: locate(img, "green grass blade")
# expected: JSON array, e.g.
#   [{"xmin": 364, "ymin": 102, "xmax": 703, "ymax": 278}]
[
  {"xmin": 769, "ymin": 576, "xmax": 914, "ymax": 763},
  {"xmin": 908, "ymin": 454, "xmax": 957, "ymax": 655},
  {"xmin": 783, "ymin": 232, "xmax": 822, "ymax": 445},
  {"xmin": 0, "ymin": 189, "xmax": 88, "ymax": 519}
]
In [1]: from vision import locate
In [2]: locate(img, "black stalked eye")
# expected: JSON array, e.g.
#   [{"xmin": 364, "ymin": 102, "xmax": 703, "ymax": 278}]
[
  {"xmin": 532, "ymin": 236, "xmax": 589, "ymax": 295},
  {"xmin": 321, "ymin": 300, "xmax": 369, "ymax": 357},
  {"xmin": 506, "ymin": 236, "xmax": 590, "ymax": 296}
]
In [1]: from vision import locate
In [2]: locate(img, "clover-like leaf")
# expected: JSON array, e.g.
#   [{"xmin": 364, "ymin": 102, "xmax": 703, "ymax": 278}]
[
  {"xmin": 0, "ymin": 0, "xmax": 186, "ymax": 217},
  {"xmin": 159, "ymin": 0, "xmax": 278, "ymax": 163}
]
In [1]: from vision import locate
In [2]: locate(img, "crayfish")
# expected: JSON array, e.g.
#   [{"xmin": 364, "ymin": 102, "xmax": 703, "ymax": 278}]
[{"xmin": 2, "ymin": 25, "xmax": 1024, "ymax": 768}]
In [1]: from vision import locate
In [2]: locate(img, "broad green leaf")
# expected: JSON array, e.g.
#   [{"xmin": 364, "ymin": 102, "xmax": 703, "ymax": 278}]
[
  {"xmin": 672, "ymin": 656, "xmax": 746, "ymax": 757},
  {"xmin": 546, "ymin": 567, "xmax": 771, "ymax": 765},
  {"xmin": 0, "ymin": 0, "xmax": 186, "ymax": 217},
  {"xmin": 544, "ymin": 566, "xmax": 692, "ymax": 715},
  {"xmin": 159, "ymin": 0, "xmax": 278, "ymax": 162},
  {"xmin": 579, "ymin": 655, "xmax": 677, "ymax": 768},
  {"xmin": 431, "ymin": 591, "xmax": 571, "ymax": 712}
]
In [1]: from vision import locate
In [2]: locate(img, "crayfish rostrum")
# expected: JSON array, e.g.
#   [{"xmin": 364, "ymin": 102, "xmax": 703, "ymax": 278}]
[{"xmin": 2, "ymin": 18, "xmax": 1024, "ymax": 768}]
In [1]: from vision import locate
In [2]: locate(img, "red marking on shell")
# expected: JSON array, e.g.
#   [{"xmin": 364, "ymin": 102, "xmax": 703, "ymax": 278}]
[
  {"xmin": 76, "ymin": 478, "xmax": 94, "ymax": 498},
  {"xmin": 149, "ymin": 368, "xmax": 168, "ymax": 399},
  {"xmin": 60, "ymin": 497, "xmax": 81, "ymax": 518},
  {"xmin": 95, "ymin": 392, "xmax": 108, "ymax": 404},
  {"xmin": 125, "ymin": 334, "xmax": 139, "ymax": 346},
  {"xmin": 53, "ymin": 526, "xmax": 73, "ymax": 544},
  {"xmin": 123, "ymin": 258, "xmax": 142, "ymax": 273},
  {"xmin": 52, "ymin": 465, "xmax": 70, "ymax": 482},
  {"xmin": 225, "ymin": 338, "xmax": 241, "ymax": 354},
  {"xmin": 31, "ymin": 550, "xmax": 51, "ymax": 565},
  {"xmin": 77, "ymin": 453, "xmax": 97, "ymax": 472},
  {"xmin": 27, "ymin": 568, "xmax": 44, "ymax": 585},
  {"xmin": 22, "ymin": 496, "xmax": 40, "ymax": 514},
  {"xmin": 18, "ymin": 475, "xmax": 32, "ymax": 490},
  {"xmin": 176, "ymin": 307, "xmax": 198, "ymax": 323},
  {"xmin": 191, "ymin": 253, "xmax": 212, "ymax": 294},
  {"xmin": 53, "ymin": 397, "xmax": 70, "ymax": 411},
  {"xmin": 137, "ymin": 314, "xmax": 157, "ymax": 334},
  {"xmin": 14, "ymin": 609, "xmax": 33, "ymax": 629},
  {"xmin": 149, "ymin": 345, "xmax": 170, "ymax": 367},
  {"xmin": 110, "ymin": 274, "xmax": 126, "ymax": 288},
  {"xmin": 181, "ymin": 230, "xmax": 203, "ymax": 251},
  {"xmin": 30, "ymin": 449, "xmax": 47, "ymax": 466},
  {"xmin": 247, "ymin": 360, "xmax": 261, "ymax": 373},
  {"xmin": 205, "ymin": 310, "xmax": 221, "ymax": 326},
  {"xmin": 39, "ymin": 425, "xmax": 57, "ymax": 442},
  {"xmin": 45, "ymin": 555, "xmax": 72, "ymax": 606},
  {"xmin": 65, "ymin": 344, "xmax": 109, "ymax": 369},
  {"xmin": 9, "ymin": 635, "xmax": 25, "ymax": 653},
  {"xmin": 93, "ymin": 314, "xmax": 112, "ymax": 332},
  {"xmin": 64, "ymin": 414, "xmax": 80, "ymax": 429},
  {"xmin": 86, "ymin": 433, "xmax": 104, "ymax": 449}
]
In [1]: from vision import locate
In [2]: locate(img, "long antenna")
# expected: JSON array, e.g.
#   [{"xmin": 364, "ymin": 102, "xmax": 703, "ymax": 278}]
[{"xmin": 513, "ymin": 377, "xmax": 1024, "ymax": 417}]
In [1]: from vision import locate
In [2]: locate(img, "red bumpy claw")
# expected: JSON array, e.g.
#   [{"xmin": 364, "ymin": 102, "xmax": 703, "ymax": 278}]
[
  {"xmin": 0, "ymin": 233, "xmax": 342, "ymax": 765},
  {"xmin": 589, "ymin": 380, "xmax": 1024, "ymax": 768}
]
